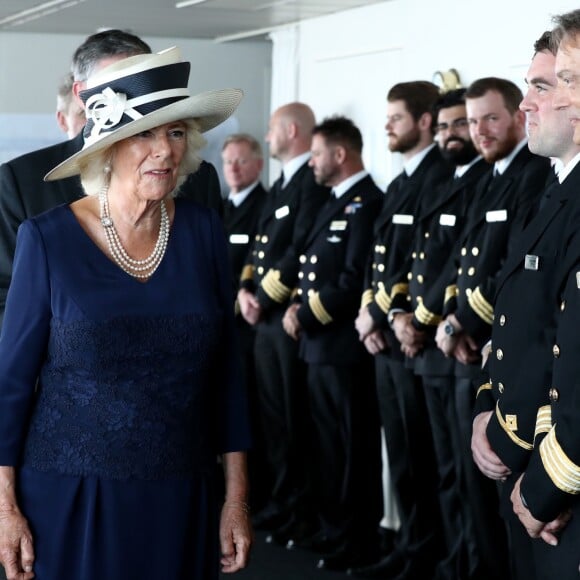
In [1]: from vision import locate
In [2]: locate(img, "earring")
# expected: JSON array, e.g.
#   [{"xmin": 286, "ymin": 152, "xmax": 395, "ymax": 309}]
[{"xmin": 104, "ymin": 163, "xmax": 111, "ymax": 174}]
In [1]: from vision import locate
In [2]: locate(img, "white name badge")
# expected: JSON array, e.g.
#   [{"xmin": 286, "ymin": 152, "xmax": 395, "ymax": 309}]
[
  {"xmin": 229, "ymin": 234, "xmax": 249, "ymax": 244},
  {"xmin": 392, "ymin": 214, "xmax": 414, "ymax": 225},
  {"xmin": 486, "ymin": 209, "xmax": 508, "ymax": 222},
  {"xmin": 439, "ymin": 214, "xmax": 457, "ymax": 227},
  {"xmin": 275, "ymin": 205, "xmax": 290, "ymax": 219},
  {"xmin": 330, "ymin": 220, "xmax": 347, "ymax": 231}
]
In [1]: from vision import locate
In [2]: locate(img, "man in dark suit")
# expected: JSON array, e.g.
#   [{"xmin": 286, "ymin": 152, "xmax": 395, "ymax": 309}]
[
  {"xmin": 0, "ymin": 29, "xmax": 222, "ymax": 329},
  {"xmin": 281, "ymin": 116, "xmax": 383, "ymax": 572},
  {"xmin": 470, "ymin": 25, "xmax": 580, "ymax": 579},
  {"xmin": 353, "ymin": 81, "xmax": 453, "ymax": 580},
  {"xmin": 221, "ymin": 132, "xmax": 268, "ymax": 510},
  {"xmin": 384, "ymin": 89, "xmax": 505, "ymax": 580},
  {"xmin": 237, "ymin": 103, "xmax": 329, "ymax": 537}
]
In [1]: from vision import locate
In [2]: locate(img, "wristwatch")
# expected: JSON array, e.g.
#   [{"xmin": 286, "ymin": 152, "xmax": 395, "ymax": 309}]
[{"xmin": 443, "ymin": 320, "xmax": 456, "ymax": 336}]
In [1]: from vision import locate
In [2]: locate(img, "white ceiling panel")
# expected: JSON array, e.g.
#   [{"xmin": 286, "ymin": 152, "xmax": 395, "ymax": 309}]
[{"xmin": 0, "ymin": 0, "xmax": 389, "ymax": 41}]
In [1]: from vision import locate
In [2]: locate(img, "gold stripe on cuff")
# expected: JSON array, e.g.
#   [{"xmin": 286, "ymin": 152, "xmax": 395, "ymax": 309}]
[
  {"xmin": 414, "ymin": 302, "xmax": 442, "ymax": 326},
  {"xmin": 476, "ymin": 382, "xmax": 492, "ymax": 398},
  {"xmin": 240, "ymin": 264, "xmax": 254, "ymax": 282},
  {"xmin": 495, "ymin": 402, "xmax": 533, "ymax": 451},
  {"xmin": 540, "ymin": 427, "xmax": 580, "ymax": 494},
  {"xmin": 309, "ymin": 291, "xmax": 333, "ymax": 325},
  {"xmin": 361, "ymin": 289, "xmax": 374, "ymax": 308},
  {"xmin": 375, "ymin": 287, "xmax": 391, "ymax": 314},
  {"xmin": 534, "ymin": 405, "xmax": 552, "ymax": 441},
  {"xmin": 444, "ymin": 284, "xmax": 459, "ymax": 303},
  {"xmin": 468, "ymin": 286, "xmax": 494, "ymax": 325},
  {"xmin": 261, "ymin": 269, "xmax": 291, "ymax": 303},
  {"xmin": 390, "ymin": 283, "xmax": 409, "ymax": 299}
]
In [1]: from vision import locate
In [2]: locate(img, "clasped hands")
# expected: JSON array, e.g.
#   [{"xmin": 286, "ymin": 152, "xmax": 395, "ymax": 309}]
[
  {"xmin": 435, "ymin": 314, "xmax": 479, "ymax": 364},
  {"xmin": 237, "ymin": 289, "xmax": 262, "ymax": 326}
]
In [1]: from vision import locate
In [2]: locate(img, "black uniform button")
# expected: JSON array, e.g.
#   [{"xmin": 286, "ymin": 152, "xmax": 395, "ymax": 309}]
[
  {"xmin": 310, "ymin": 256, "xmax": 318, "ymax": 264},
  {"xmin": 419, "ymin": 252, "xmax": 425, "ymax": 260},
  {"xmin": 412, "ymin": 252, "xmax": 417, "ymax": 259},
  {"xmin": 298, "ymin": 272, "xmax": 304, "ymax": 279},
  {"xmin": 417, "ymin": 275, "xmax": 424, "ymax": 284},
  {"xmin": 472, "ymin": 247, "xmax": 480, "ymax": 256},
  {"xmin": 261, "ymin": 235, "xmax": 268, "ymax": 243},
  {"xmin": 407, "ymin": 272, "xmax": 412, "ymax": 280},
  {"xmin": 461, "ymin": 247, "xmax": 467, "ymax": 256},
  {"xmin": 561, "ymin": 300, "xmax": 566, "ymax": 311},
  {"xmin": 496, "ymin": 348, "xmax": 504, "ymax": 360},
  {"xmin": 378, "ymin": 264, "xmax": 385, "ymax": 272},
  {"xmin": 499, "ymin": 314, "xmax": 506, "ymax": 326},
  {"xmin": 468, "ymin": 267, "xmax": 475, "ymax": 276},
  {"xmin": 465, "ymin": 288, "xmax": 472, "ymax": 297},
  {"xmin": 553, "ymin": 344, "xmax": 560, "ymax": 358},
  {"xmin": 258, "ymin": 251, "xmax": 265, "ymax": 259},
  {"xmin": 299, "ymin": 255, "xmax": 307, "ymax": 264},
  {"xmin": 549, "ymin": 387, "xmax": 559, "ymax": 403},
  {"xmin": 308, "ymin": 273, "xmax": 316, "ymax": 281},
  {"xmin": 498, "ymin": 382, "xmax": 505, "ymax": 394},
  {"xmin": 257, "ymin": 266, "xmax": 264, "ymax": 275}
]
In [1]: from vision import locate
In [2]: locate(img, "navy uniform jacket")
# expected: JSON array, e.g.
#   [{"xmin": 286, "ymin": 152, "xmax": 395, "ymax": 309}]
[
  {"xmin": 222, "ymin": 183, "xmax": 268, "ymax": 289},
  {"xmin": 474, "ymin": 166, "xmax": 580, "ymax": 474},
  {"xmin": 361, "ymin": 146, "xmax": 453, "ymax": 360},
  {"xmin": 439, "ymin": 146, "xmax": 552, "ymax": 348},
  {"xmin": 0, "ymin": 133, "xmax": 221, "ymax": 327},
  {"xmin": 296, "ymin": 175, "xmax": 383, "ymax": 365},
  {"xmin": 239, "ymin": 161, "xmax": 329, "ymax": 317},
  {"xmin": 389, "ymin": 158, "xmax": 489, "ymax": 376},
  {"xmin": 517, "ymin": 169, "xmax": 580, "ymax": 521}
]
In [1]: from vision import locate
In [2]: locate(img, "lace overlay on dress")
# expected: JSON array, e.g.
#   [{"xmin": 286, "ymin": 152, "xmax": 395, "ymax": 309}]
[{"xmin": 23, "ymin": 313, "xmax": 223, "ymax": 480}]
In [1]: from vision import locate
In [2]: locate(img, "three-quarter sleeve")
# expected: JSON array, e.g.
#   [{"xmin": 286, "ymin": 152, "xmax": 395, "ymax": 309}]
[{"xmin": 0, "ymin": 220, "xmax": 51, "ymax": 465}]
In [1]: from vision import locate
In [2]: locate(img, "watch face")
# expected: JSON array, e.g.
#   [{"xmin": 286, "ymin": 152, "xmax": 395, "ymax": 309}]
[{"xmin": 444, "ymin": 321, "xmax": 455, "ymax": 336}]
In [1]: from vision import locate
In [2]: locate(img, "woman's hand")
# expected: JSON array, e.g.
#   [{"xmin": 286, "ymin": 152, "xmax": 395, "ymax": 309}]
[
  {"xmin": 219, "ymin": 501, "xmax": 253, "ymax": 573},
  {"xmin": 0, "ymin": 504, "xmax": 34, "ymax": 580}
]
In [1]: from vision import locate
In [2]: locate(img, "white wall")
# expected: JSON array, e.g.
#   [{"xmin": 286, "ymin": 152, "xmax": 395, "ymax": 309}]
[
  {"xmin": 0, "ymin": 32, "xmax": 271, "ymax": 178},
  {"xmin": 294, "ymin": 0, "xmax": 580, "ymax": 189}
]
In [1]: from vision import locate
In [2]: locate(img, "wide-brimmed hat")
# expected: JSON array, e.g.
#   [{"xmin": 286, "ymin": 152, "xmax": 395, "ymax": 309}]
[{"xmin": 45, "ymin": 47, "xmax": 243, "ymax": 181}]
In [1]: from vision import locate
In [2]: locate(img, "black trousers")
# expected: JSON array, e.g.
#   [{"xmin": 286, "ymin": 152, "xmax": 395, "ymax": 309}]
[
  {"xmin": 253, "ymin": 312, "xmax": 310, "ymax": 515},
  {"xmin": 375, "ymin": 354, "xmax": 442, "ymax": 562},
  {"xmin": 502, "ymin": 475, "xmax": 580, "ymax": 580},
  {"xmin": 306, "ymin": 361, "xmax": 381, "ymax": 545},
  {"xmin": 455, "ymin": 376, "xmax": 509, "ymax": 578}
]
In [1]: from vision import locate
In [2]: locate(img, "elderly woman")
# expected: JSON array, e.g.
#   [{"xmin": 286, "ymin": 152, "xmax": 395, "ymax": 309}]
[{"xmin": 0, "ymin": 48, "xmax": 252, "ymax": 580}]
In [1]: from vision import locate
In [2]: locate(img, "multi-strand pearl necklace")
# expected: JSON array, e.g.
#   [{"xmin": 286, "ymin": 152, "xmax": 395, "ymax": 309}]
[{"xmin": 98, "ymin": 186, "xmax": 170, "ymax": 279}]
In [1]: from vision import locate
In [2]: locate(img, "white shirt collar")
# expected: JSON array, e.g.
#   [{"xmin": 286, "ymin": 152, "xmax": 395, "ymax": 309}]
[
  {"xmin": 403, "ymin": 143, "xmax": 436, "ymax": 178},
  {"xmin": 454, "ymin": 155, "xmax": 483, "ymax": 179},
  {"xmin": 228, "ymin": 180, "xmax": 260, "ymax": 207},
  {"xmin": 558, "ymin": 151, "xmax": 580, "ymax": 184},
  {"xmin": 332, "ymin": 170, "xmax": 368, "ymax": 199},
  {"xmin": 494, "ymin": 138, "xmax": 527, "ymax": 176},
  {"xmin": 282, "ymin": 152, "xmax": 311, "ymax": 187}
]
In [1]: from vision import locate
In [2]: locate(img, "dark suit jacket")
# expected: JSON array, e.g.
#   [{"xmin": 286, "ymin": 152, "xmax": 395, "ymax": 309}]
[
  {"xmin": 295, "ymin": 175, "xmax": 383, "ymax": 365},
  {"xmin": 222, "ymin": 182, "xmax": 268, "ymax": 291},
  {"xmin": 443, "ymin": 146, "xmax": 552, "ymax": 347},
  {"xmin": 396, "ymin": 158, "xmax": 489, "ymax": 376},
  {"xmin": 0, "ymin": 135, "xmax": 221, "ymax": 327},
  {"xmin": 239, "ymin": 161, "xmax": 329, "ymax": 317},
  {"xmin": 362, "ymin": 146, "xmax": 453, "ymax": 359},
  {"xmin": 518, "ymin": 166, "xmax": 580, "ymax": 521}
]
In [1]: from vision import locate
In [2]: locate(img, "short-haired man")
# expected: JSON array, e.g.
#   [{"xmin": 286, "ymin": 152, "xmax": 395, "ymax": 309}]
[
  {"xmin": 281, "ymin": 116, "xmax": 383, "ymax": 571},
  {"xmin": 0, "ymin": 29, "xmax": 222, "ymax": 328},
  {"xmin": 237, "ymin": 103, "xmax": 328, "ymax": 539},
  {"xmin": 354, "ymin": 81, "xmax": 453, "ymax": 580},
  {"xmin": 55, "ymin": 73, "xmax": 85, "ymax": 140},
  {"xmin": 377, "ymin": 88, "xmax": 507, "ymax": 580},
  {"xmin": 221, "ymin": 133, "xmax": 268, "ymax": 511},
  {"xmin": 505, "ymin": 14, "xmax": 580, "ymax": 578}
]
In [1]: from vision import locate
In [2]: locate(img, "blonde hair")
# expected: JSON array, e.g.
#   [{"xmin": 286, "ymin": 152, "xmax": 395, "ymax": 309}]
[{"xmin": 79, "ymin": 118, "xmax": 206, "ymax": 196}]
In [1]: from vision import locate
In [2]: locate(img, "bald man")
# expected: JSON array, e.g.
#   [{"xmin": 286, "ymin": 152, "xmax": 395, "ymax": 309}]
[{"xmin": 238, "ymin": 103, "xmax": 329, "ymax": 542}]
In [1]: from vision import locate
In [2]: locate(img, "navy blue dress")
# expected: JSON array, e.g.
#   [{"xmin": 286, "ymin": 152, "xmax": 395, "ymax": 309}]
[{"xmin": 0, "ymin": 199, "xmax": 251, "ymax": 579}]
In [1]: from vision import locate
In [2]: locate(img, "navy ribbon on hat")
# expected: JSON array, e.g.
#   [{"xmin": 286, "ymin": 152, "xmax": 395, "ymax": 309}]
[{"xmin": 80, "ymin": 61, "xmax": 191, "ymax": 142}]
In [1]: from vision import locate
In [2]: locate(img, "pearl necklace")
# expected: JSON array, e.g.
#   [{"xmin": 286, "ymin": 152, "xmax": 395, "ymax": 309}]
[{"xmin": 98, "ymin": 187, "xmax": 170, "ymax": 279}]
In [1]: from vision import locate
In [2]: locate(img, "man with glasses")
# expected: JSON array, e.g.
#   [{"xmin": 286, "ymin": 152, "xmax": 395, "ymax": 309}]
[
  {"xmin": 353, "ymin": 81, "xmax": 453, "ymax": 580},
  {"xmin": 384, "ymin": 88, "xmax": 502, "ymax": 580}
]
